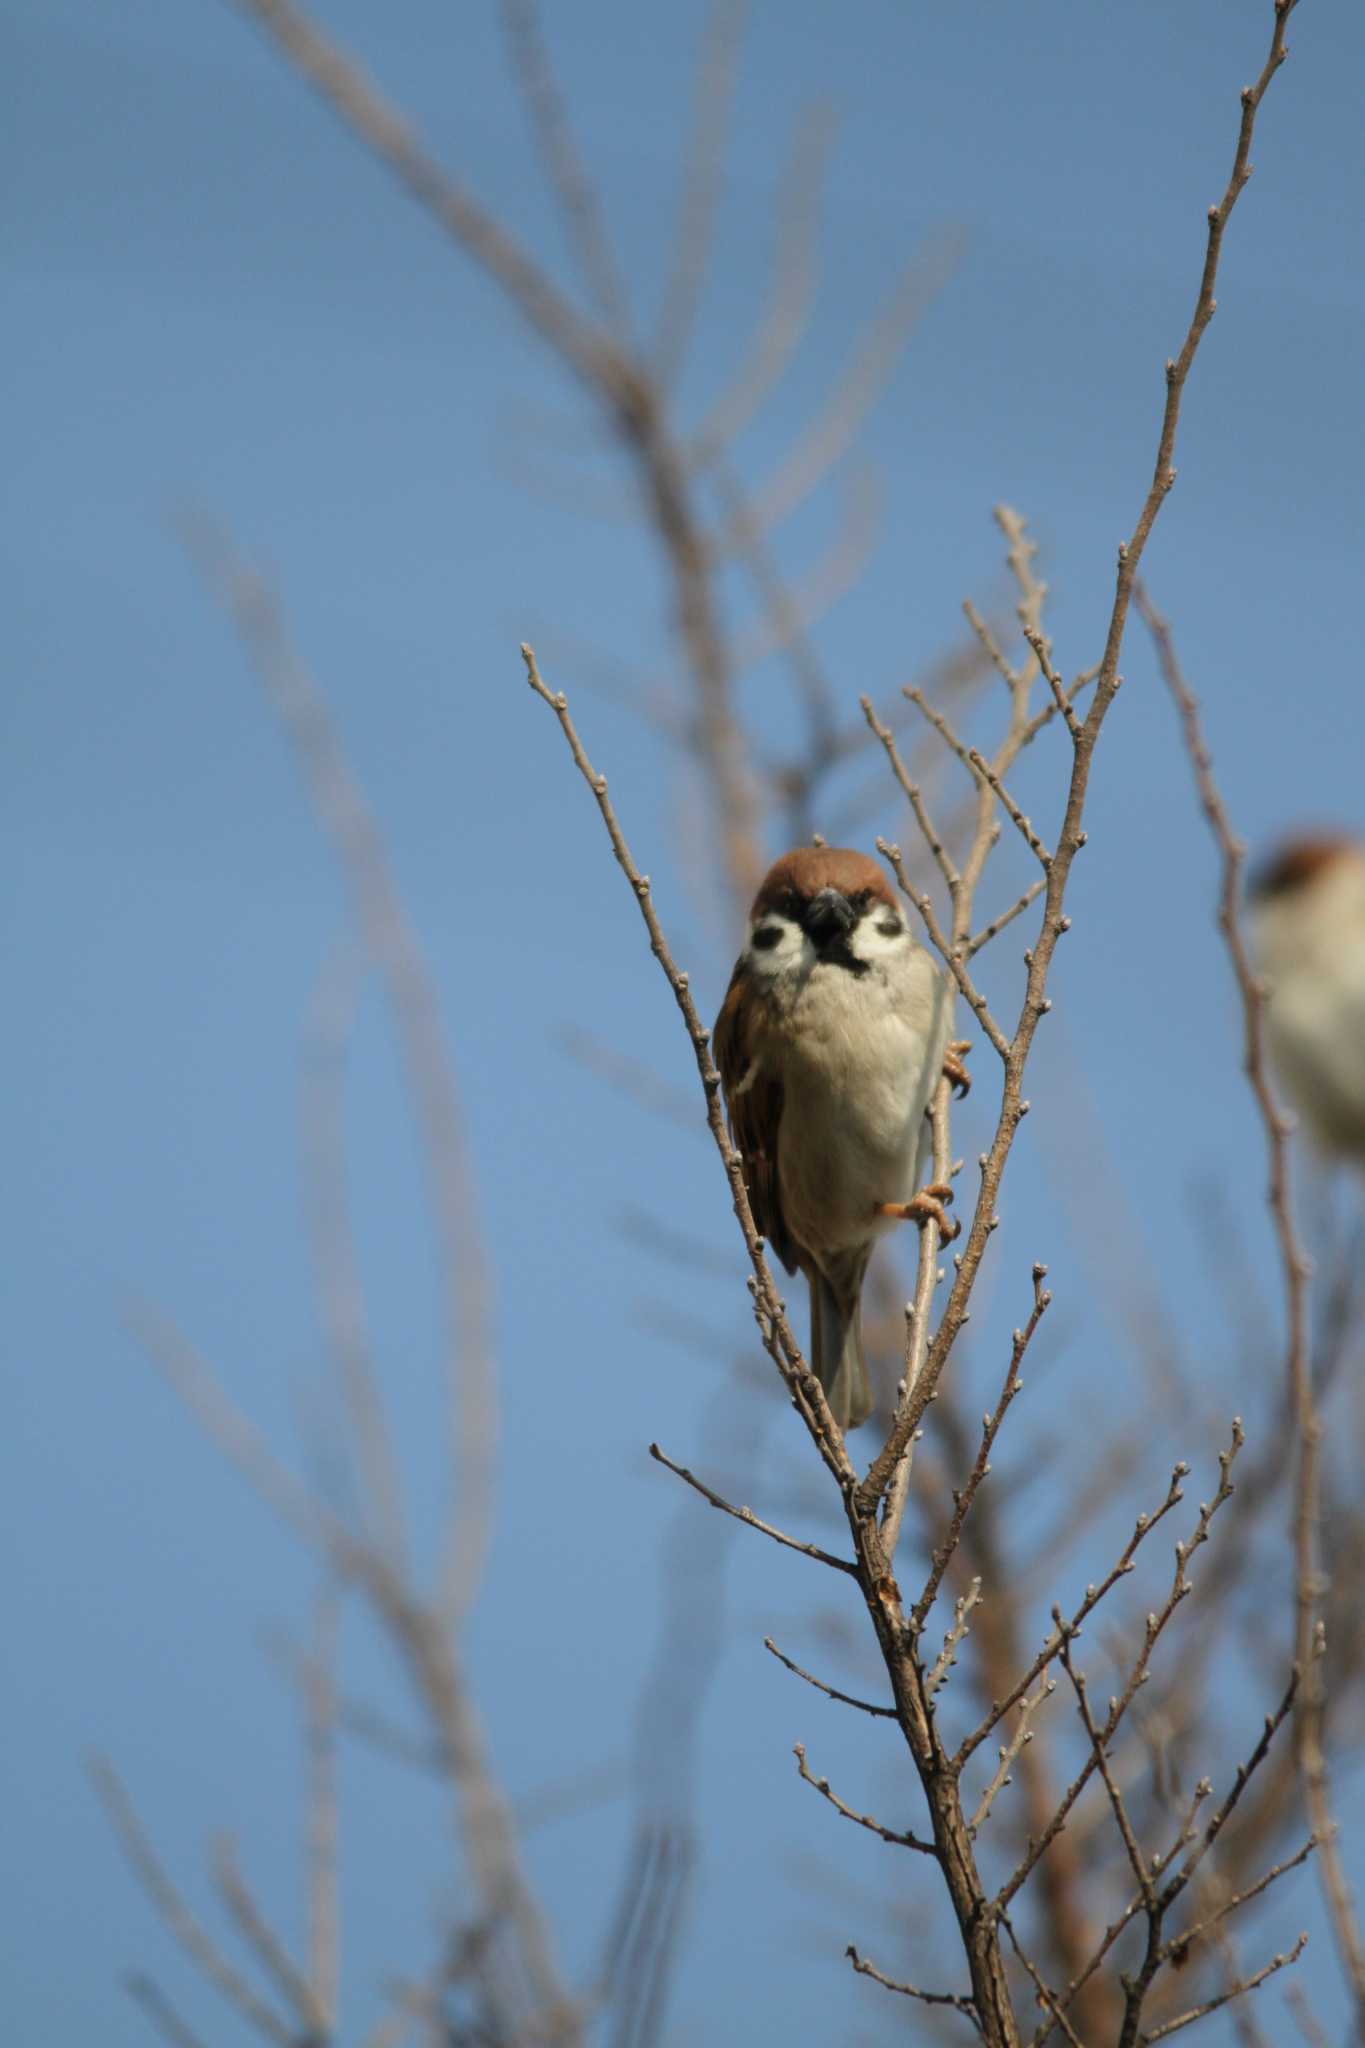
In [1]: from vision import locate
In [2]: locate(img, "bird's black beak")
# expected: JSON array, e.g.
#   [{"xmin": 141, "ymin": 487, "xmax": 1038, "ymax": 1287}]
[{"xmin": 802, "ymin": 887, "xmax": 857, "ymax": 946}]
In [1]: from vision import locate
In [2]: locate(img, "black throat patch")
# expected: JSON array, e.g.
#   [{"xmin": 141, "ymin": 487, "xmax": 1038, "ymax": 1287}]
[{"xmin": 816, "ymin": 934, "xmax": 869, "ymax": 977}]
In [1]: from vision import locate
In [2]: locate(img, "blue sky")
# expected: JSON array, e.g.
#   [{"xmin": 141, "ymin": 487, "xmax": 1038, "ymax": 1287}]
[{"xmin": 5, "ymin": 1, "xmax": 1363, "ymax": 2041}]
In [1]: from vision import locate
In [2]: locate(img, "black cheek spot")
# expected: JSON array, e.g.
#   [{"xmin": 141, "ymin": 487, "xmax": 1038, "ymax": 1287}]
[
  {"xmin": 876, "ymin": 919, "xmax": 901, "ymax": 938},
  {"xmin": 751, "ymin": 925, "xmax": 783, "ymax": 951}
]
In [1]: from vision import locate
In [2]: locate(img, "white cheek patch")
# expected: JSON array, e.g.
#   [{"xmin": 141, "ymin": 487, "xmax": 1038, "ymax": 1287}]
[
  {"xmin": 746, "ymin": 912, "xmax": 808, "ymax": 976},
  {"xmin": 849, "ymin": 912, "xmax": 910, "ymax": 963}
]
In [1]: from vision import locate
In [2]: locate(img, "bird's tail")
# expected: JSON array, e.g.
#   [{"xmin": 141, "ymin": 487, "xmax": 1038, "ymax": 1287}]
[{"xmin": 808, "ymin": 1257, "xmax": 872, "ymax": 1432}]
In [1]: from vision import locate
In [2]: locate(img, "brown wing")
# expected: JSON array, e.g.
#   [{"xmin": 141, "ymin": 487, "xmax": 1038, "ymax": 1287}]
[{"xmin": 713, "ymin": 965, "xmax": 797, "ymax": 1273}]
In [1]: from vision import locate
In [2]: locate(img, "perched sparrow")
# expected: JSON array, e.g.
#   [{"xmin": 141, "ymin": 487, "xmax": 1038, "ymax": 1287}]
[
  {"xmin": 714, "ymin": 847, "xmax": 965, "ymax": 1432},
  {"xmin": 1248, "ymin": 834, "xmax": 1365, "ymax": 1160}
]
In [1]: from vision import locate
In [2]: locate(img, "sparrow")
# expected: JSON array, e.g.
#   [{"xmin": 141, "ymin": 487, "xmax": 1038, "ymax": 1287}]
[
  {"xmin": 714, "ymin": 847, "xmax": 966, "ymax": 1432},
  {"xmin": 1248, "ymin": 834, "xmax": 1365, "ymax": 1160}
]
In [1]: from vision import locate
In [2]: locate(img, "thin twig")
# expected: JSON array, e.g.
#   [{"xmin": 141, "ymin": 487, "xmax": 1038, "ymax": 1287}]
[
  {"xmin": 649, "ymin": 1444, "xmax": 855, "ymax": 1572},
  {"xmin": 1057, "ymin": 1637, "xmax": 1153, "ymax": 1902},
  {"xmin": 1139, "ymin": 1935, "xmax": 1307, "ymax": 2043},
  {"xmin": 499, "ymin": 0, "xmax": 632, "ymax": 337},
  {"xmin": 227, "ymin": 0, "xmax": 619, "ymax": 393},
  {"xmin": 740, "ymin": 228, "xmax": 964, "ymax": 540},
  {"xmin": 522, "ymin": 645, "xmax": 855, "ymax": 1485},
  {"xmin": 212, "ymin": 1835, "xmax": 321, "ymax": 2033},
  {"xmin": 792, "ymin": 1745, "xmax": 937, "ymax": 1854},
  {"xmin": 970, "ymin": 1672, "xmax": 1057, "ymax": 1836},
  {"xmin": 763, "ymin": 1637, "xmax": 896, "ymax": 1717},
  {"xmin": 124, "ymin": 1975, "xmax": 214, "ymax": 2048},
  {"xmin": 301, "ymin": 936, "xmax": 408, "ymax": 1571},
  {"xmin": 304, "ymin": 1586, "xmax": 341, "ymax": 2030},
  {"xmin": 1142, "ymin": 578, "xmax": 1365, "ymax": 2022},
  {"xmin": 1001, "ymin": 1915, "xmax": 1084, "ymax": 2048},
  {"xmin": 905, "ymin": 686, "xmax": 1053, "ymax": 869},
  {"xmin": 858, "ymin": 0, "xmax": 1303, "ymax": 1510},
  {"xmin": 185, "ymin": 524, "xmax": 497, "ymax": 1630},
  {"xmin": 955, "ymin": 1456, "xmax": 1189, "ymax": 1768},
  {"xmin": 1162, "ymin": 1839, "xmax": 1314, "ymax": 1965},
  {"xmin": 995, "ymin": 1425, "xmax": 1245, "ymax": 1917},
  {"xmin": 91, "ymin": 1760, "xmax": 294, "ymax": 2046},
  {"xmin": 915, "ymin": 1267, "xmax": 1048, "ymax": 1632},
  {"xmin": 861, "ymin": 694, "xmax": 962, "ymax": 896},
  {"xmin": 653, "ymin": 0, "xmax": 747, "ymax": 385},
  {"xmin": 967, "ymin": 879, "xmax": 1047, "ymax": 957},
  {"xmin": 927, "ymin": 1578, "xmax": 983, "ymax": 1699},
  {"xmin": 878, "ymin": 1067, "xmax": 955, "ymax": 1559},
  {"xmin": 877, "ymin": 837, "xmax": 1011, "ymax": 1061},
  {"xmin": 846, "ymin": 1944, "xmax": 979, "ymax": 2024},
  {"xmin": 687, "ymin": 102, "xmax": 837, "ymax": 465}
]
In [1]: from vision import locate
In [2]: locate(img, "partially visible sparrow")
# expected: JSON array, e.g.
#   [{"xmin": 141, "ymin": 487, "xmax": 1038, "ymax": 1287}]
[
  {"xmin": 1248, "ymin": 834, "xmax": 1365, "ymax": 1160},
  {"xmin": 715, "ymin": 847, "xmax": 967, "ymax": 1432}
]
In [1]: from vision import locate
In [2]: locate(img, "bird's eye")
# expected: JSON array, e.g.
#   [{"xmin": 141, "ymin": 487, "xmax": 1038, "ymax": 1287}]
[
  {"xmin": 751, "ymin": 925, "xmax": 783, "ymax": 951},
  {"xmin": 876, "ymin": 918, "xmax": 901, "ymax": 938}
]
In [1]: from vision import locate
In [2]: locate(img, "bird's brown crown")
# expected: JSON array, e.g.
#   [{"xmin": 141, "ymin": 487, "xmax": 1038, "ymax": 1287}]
[
  {"xmin": 1249, "ymin": 834, "xmax": 1359, "ymax": 902},
  {"xmin": 751, "ymin": 846, "xmax": 897, "ymax": 920}
]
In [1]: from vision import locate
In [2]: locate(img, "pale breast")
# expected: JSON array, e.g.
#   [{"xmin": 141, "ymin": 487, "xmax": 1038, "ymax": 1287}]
[{"xmin": 772, "ymin": 951, "xmax": 952, "ymax": 1255}]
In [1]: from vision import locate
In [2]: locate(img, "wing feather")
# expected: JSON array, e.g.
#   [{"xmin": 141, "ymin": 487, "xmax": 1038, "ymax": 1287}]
[{"xmin": 713, "ymin": 967, "xmax": 796, "ymax": 1272}]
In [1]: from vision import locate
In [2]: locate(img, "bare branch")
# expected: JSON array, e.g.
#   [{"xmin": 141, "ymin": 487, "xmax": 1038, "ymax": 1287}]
[
  {"xmin": 712, "ymin": 454, "xmax": 843, "ymax": 757},
  {"xmin": 650, "ymin": 1443, "xmax": 855, "ymax": 1573},
  {"xmin": 995, "ymin": 1424, "xmax": 1245, "ymax": 1917},
  {"xmin": 726, "ymin": 462, "xmax": 882, "ymax": 686},
  {"xmin": 304, "ymin": 1587, "xmax": 341, "ymax": 2030},
  {"xmin": 792, "ymin": 1745, "xmax": 937, "ymax": 1854},
  {"xmin": 763, "ymin": 1636, "xmax": 897, "ymax": 1717},
  {"xmin": 226, "ymin": 0, "xmax": 620, "ymax": 395},
  {"xmin": 876, "ymin": 836, "xmax": 1011, "ymax": 1060},
  {"xmin": 1001, "ymin": 1916, "xmax": 1083, "ymax": 2048},
  {"xmin": 970, "ymin": 1672, "xmax": 1057, "ymax": 1837},
  {"xmin": 653, "ymin": 0, "xmax": 747, "ymax": 385},
  {"xmin": 688, "ymin": 102, "xmax": 836, "ymax": 463},
  {"xmin": 560, "ymin": 1023, "xmax": 704, "ymax": 1132},
  {"xmin": 858, "ymin": 0, "xmax": 1303, "ymax": 1512},
  {"xmin": 1143, "ymin": 578, "xmax": 1365, "ymax": 2018},
  {"xmin": 521, "ymin": 644, "xmax": 855, "ymax": 1481},
  {"xmin": 91, "ymin": 1759, "xmax": 294, "ymax": 2046},
  {"xmin": 1162, "ymin": 1839, "xmax": 1314, "ymax": 1967},
  {"xmin": 1015, "ymin": 667, "xmax": 1099, "ymax": 752},
  {"xmin": 1166, "ymin": 1669, "xmax": 1299, "ymax": 1909},
  {"xmin": 966, "ymin": 879, "xmax": 1047, "ymax": 958},
  {"xmin": 915, "ymin": 1267, "xmax": 1049, "ymax": 1632},
  {"xmin": 1028, "ymin": 1789, "xmax": 1212, "ymax": 2048},
  {"xmin": 1057, "ymin": 1635, "xmax": 1154, "ymax": 1904},
  {"xmin": 1139, "ymin": 1934, "xmax": 1307, "ymax": 2043},
  {"xmin": 846, "ymin": 1944, "xmax": 979, "ymax": 2025},
  {"xmin": 184, "ymin": 523, "xmax": 497, "ymax": 1629},
  {"xmin": 124, "ymin": 1975, "xmax": 213, "ymax": 2048},
  {"xmin": 125, "ymin": 1299, "xmax": 364, "ymax": 1576},
  {"xmin": 955, "ymin": 1456, "xmax": 1189, "ymax": 1768},
  {"xmin": 927, "ymin": 1578, "xmax": 983, "ymax": 1700},
  {"xmin": 879, "ymin": 1064, "xmax": 957, "ymax": 1558},
  {"xmin": 740, "ymin": 228, "xmax": 964, "ymax": 539},
  {"xmin": 905, "ymin": 687, "xmax": 1053, "ymax": 870},
  {"xmin": 212, "ymin": 1834, "xmax": 321, "ymax": 2033},
  {"xmin": 861, "ymin": 695, "xmax": 961, "ymax": 898},
  {"xmin": 301, "ymin": 936, "xmax": 408, "ymax": 1571},
  {"xmin": 499, "ymin": 0, "xmax": 632, "ymax": 337}
]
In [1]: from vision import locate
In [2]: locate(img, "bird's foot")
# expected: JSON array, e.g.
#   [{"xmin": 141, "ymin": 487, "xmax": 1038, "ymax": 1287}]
[
  {"xmin": 943, "ymin": 1040, "xmax": 972, "ymax": 1098},
  {"xmin": 876, "ymin": 1184, "xmax": 960, "ymax": 1242}
]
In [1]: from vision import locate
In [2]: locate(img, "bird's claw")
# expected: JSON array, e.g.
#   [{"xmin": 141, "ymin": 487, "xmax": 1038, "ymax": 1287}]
[
  {"xmin": 943, "ymin": 1040, "xmax": 972, "ymax": 1098},
  {"xmin": 876, "ymin": 1184, "xmax": 960, "ymax": 1243}
]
